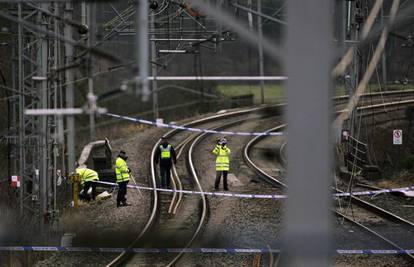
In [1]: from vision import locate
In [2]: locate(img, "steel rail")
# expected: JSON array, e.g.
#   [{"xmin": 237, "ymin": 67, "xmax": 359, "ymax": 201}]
[
  {"xmin": 104, "ymin": 137, "xmax": 161, "ymax": 267},
  {"xmin": 336, "ymin": 209, "xmax": 414, "ymax": 256},
  {"xmin": 169, "ymin": 135, "xmax": 195, "ymax": 214},
  {"xmin": 243, "ymin": 124, "xmax": 287, "ymax": 188},
  {"xmin": 355, "ymin": 182, "xmax": 383, "ymax": 191},
  {"xmin": 334, "ymin": 187, "xmax": 414, "ymax": 227},
  {"xmin": 168, "ymin": 166, "xmax": 179, "ymax": 214},
  {"xmin": 333, "ymin": 89, "xmax": 414, "ymax": 105},
  {"xmin": 164, "ymin": 132, "xmax": 209, "ymax": 266}
]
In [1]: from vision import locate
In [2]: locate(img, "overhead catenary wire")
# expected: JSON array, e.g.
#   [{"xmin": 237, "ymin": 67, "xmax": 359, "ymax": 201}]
[
  {"xmin": 351, "ymin": 1, "xmax": 414, "ymax": 56},
  {"xmin": 187, "ymin": 0, "xmax": 282, "ymax": 61},
  {"xmin": 230, "ymin": 1, "xmax": 287, "ymax": 26},
  {"xmin": 332, "ymin": 0, "xmax": 384, "ymax": 78},
  {"xmin": 342, "ymin": 107, "xmax": 364, "ymax": 221},
  {"xmin": 0, "ymin": 10, "xmax": 122, "ymax": 64},
  {"xmin": 24, "ymin": 2, "xmax": 88, "ymax": 31},
  {"xmin": 333, "ymin": 0, "xmax": 401, "ymax": 138}
]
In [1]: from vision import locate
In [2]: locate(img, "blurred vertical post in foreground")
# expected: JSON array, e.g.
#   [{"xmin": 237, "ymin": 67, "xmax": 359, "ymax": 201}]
[{"xmin": 283, "ymin": 0, "xmax": 333, "ymax": 266}]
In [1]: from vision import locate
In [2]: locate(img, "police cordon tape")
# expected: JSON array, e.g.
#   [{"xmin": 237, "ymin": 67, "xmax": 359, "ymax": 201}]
[
  {"xmin": 105, "ymin": 113, "xmax": 285, "ymax": 136},
  {"xmin": 1, "ymin": 246, "xmax": 413, "ymax": 254},
  {"xmin": 94, "ymin": 181, "xmax": 414, "ymax": 199}
]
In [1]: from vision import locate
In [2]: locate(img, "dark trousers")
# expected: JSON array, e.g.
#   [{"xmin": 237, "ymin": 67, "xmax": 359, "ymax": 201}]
[
  {"xmin": 117, "ymin": 181, "xmax": 128, "ymax": 204},
  {"xmin": 160, "ymin": 165, "xmax": 171, "ymax": 188},
  {"xmin": 81, "ymin": 181, "xmax": 96, "ymax": 201},
  {"xmin": 215, "ymin": 171, "xmax": 228, "ymax": 190}
]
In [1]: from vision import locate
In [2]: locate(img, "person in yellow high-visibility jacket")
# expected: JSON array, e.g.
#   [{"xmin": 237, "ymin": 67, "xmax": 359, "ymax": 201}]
[
  {"xmin": 115, "ymin": 150, "xmax": 131, "ymax": 207},
  {"xmin": 212, "ymin": 137, "xmax": 231, "ymax": 191},
  {"xmin": 76, "ymin": 167, "xmax": 99, "ymax": 201}
]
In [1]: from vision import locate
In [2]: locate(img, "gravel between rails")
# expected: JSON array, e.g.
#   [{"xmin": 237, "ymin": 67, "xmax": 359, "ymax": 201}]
[
  {"xmin": 333, "ymin": 217, "xmax": 412, "ymax": 266},
  {"xmin": 333, "ymin": 255, "xmax": 412, "ymax": 267}
]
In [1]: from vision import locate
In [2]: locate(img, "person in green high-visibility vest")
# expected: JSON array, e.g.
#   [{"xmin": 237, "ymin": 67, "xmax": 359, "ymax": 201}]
[
  {"xmin": 115, "ymin": 150, "xmax": 131, "ymax": 207},
  {"xmin": 212, "ymin": 137, "xmax": 231, "ymax": 191},
  {"xmin": 76, "ymin": 167, "xmax": 99, "ymax": 201}
]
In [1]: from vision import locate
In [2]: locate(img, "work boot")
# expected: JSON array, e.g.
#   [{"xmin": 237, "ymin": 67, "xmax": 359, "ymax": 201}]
[
  {"xmin": 122, "ymin": 202, "xmax": 131, "ymax": 206},
  {"xmin": 117, "ymin": 202, "xmax": 122, "ymax": 208},
  {"xmin": 224, "ymin": 187, "xmax": 229, "ymax": 191}
]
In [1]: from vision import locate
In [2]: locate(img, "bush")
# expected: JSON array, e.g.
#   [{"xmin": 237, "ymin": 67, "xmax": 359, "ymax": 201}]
[{"xmin": 401, "ymin": 154, "xmax": 414, "ymax": 169}]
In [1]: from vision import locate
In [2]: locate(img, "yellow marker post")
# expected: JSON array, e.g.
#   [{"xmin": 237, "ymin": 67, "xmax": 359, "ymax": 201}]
[{"xmin": 69, "ymin": 173, "xmax": 81, "ymax": 208}]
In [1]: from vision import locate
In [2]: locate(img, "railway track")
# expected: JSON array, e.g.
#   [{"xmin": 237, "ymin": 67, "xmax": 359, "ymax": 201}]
[
  {"xmin": 243, "ymin": 99, "xmax": 414, "ymax": 265},
  {"xmin": 105, "ymin": 106, "xmax": 282, "ymax": 266},
  {"xmin": 354, "ymin": 183, "xmax": 414, "ymax": 222},
  {"xmin": 105, "ymin": 91, "xmax": 414, "ymax": 266},
  {"xmin": 334, "ymin": 89, "xmax": 414, "ymax": 106}
]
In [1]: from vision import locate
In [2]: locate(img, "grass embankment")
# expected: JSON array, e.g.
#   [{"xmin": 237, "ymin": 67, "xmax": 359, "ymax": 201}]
[
  {"xmin": 216, "ymin": 83, "xmax": 414, "ymax": 104},
  {"xmin": 216, "ymin": 84, "xmax": 284, "ymax": 104}
]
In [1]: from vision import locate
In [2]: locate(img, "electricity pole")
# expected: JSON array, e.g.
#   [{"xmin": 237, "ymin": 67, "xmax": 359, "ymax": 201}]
[
  {"xmin": 136, "ymin": 0, "xmax": 150, "ymax": 101},
  {"xmin": 151, "ymin": 14, "xmax": 158, "ymax": 119},
  {"xmin": 381, "ymin": 5, "xmax": 388, "ymax": 90},
  {"xmin": 88, "ymin": 1, "xmax": 96, "ymax": 140},
  {"xmin": 257, "ymin": 0, "xmax": 265, "ymax": 104},
  {"xmin": 64, "ymin": 3, "xmax": 76, "ymax": 173}
]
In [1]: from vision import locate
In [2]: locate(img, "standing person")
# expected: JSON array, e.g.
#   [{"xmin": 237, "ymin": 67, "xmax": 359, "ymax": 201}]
[
  {"xmin": 115, "ymin": 150, "xmax": 131, "ymax": 207},
  {"xmin": 155, "ymin": 137, "xmax": 177, "ymax": 189},
  {"xmin": 76, "ymin": 167, "xmax": 99, "ymax": 201},
  {"xmin": 212, "ymin": 137, "xmax": 231, "ymax": 191}
]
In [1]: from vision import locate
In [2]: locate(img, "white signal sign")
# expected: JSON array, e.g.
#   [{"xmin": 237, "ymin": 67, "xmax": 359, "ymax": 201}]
[
  {"xmin": 11, "ymin": 175, "xmax": 21, "ymax": 188},
  {"xmin": 393, "ymin": 130, "xmax": 402, "ymax": 145}
]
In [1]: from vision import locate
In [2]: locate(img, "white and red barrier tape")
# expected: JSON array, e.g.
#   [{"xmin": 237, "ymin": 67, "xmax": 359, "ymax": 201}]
[
  {"xmin": 94, "ymin": 181, "xmax": 414, "ymax": 199},
  {"xmin": 106, "ymin": 113, "xmax": 285, "ymax": 136},
  {"xmin": 0, "ymin": 246, "xmax": 413, "ymax": 255}
]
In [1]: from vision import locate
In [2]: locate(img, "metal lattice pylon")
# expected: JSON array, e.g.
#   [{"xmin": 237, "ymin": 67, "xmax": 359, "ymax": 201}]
[{"xmin": 9, "ymin": 2, "xmax": 60, "ymax": 223}]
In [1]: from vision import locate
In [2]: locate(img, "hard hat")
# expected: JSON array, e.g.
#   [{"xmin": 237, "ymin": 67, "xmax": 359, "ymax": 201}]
[
  {"xmin": 118, "ymin": 150, "xmax": 128, "ymax": 160},
  {"xmin": 219, "ymin": 137, "xmax": 227, "ymax": 145},
  {"xmin": 150, "ymin": 1, "xmax": 159, "ymax": 10}
]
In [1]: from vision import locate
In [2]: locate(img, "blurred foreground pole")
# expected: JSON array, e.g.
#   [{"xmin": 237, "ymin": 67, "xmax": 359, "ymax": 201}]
[
  {"xmin": 283, "ymin": 0, "xmax": 333, "ymax": 266},
  {"xmin": 135, "ymin": 0, "xmax": 149, "ymax": 101}
]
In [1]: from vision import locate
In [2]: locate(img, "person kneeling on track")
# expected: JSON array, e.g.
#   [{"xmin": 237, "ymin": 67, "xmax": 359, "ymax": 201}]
[
  {"xmin": 115, "ymin": 150, "xmax": 131, "ymax": 207},
  {"xmin": 76, "ymin": 167, "xmax": 99, "ymax": 201},
  {"xmin": 212, "ymin": 137, "xmax": 231, "ymax": 191}
]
